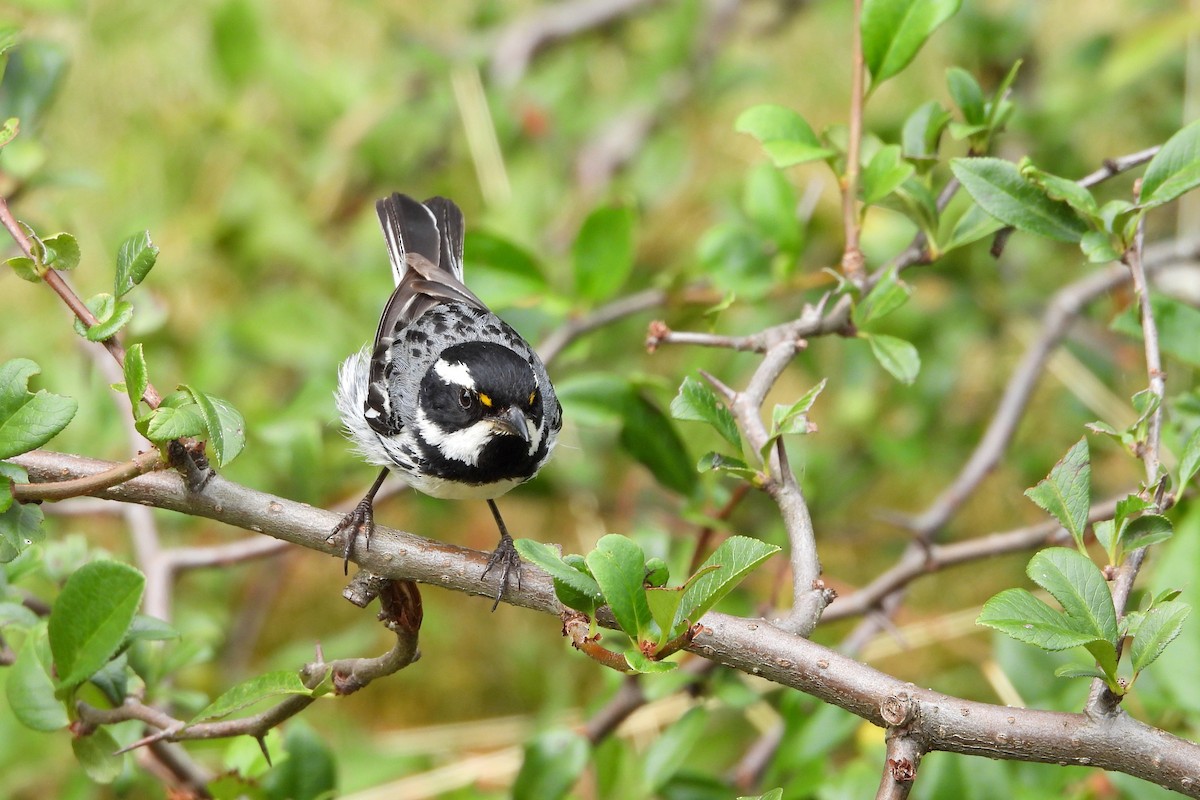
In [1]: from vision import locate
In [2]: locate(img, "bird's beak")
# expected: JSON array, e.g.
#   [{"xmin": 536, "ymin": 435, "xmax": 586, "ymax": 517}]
[{"xmin": 491, "ymin": 406, "xmax": 531, "ymax": 442}]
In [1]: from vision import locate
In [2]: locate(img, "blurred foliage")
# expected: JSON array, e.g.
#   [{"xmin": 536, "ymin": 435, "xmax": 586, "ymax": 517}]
[{"xmin": 1, "ymin": 0, "xmax": 1199, "ymax": 797}]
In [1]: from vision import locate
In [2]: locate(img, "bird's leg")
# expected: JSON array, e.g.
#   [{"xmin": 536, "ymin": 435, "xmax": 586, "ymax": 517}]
[
  {"xmin": 481, "ymin": 498, "xmax": 522, "ymax": 611},
  {"xmin": 329, "ymin": 467, "xmax": 390, "ymax": 575}
]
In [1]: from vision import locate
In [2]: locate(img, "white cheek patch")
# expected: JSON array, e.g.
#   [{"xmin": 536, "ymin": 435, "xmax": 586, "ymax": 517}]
[
  {"xmin": 526, "ymin": 415, "xmax": 542, "ymax": 455},
  {"xmin": 434, "ymin": 359, "xmax": 474, "ymax": 389},
  {"xmin": 416, "ymin": 408, "xmax": 494, "ymax": 466}
]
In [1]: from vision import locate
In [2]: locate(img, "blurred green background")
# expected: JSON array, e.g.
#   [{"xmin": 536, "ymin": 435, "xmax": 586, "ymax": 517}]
[{"xmin": 2, "ymin": 0, "xmax": 1198, "ymax": 797}]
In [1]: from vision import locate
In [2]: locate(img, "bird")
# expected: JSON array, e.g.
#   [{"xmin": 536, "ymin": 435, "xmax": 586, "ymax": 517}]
[{"xmin": 332, "ymin": 192, "xmax": 561, "ymax": 609}]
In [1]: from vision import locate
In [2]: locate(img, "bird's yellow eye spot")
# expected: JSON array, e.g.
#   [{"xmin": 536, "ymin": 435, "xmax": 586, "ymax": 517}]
[
  {"xmin": 479, "ymin": 393, "xmax": 493, "ymax": 408},
  {"xmin": 528, "ymin": 391, "xmax": 537, "ymax": 408}
]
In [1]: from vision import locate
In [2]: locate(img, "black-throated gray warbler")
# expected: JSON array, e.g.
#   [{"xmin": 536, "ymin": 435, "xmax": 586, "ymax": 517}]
[{"xmin": 332, "ymin": 193, "xmax": 561, "ymax": 608}]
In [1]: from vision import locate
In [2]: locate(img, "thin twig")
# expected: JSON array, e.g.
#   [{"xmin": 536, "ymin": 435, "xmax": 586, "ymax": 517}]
[
  {"xmin": 539, "ymin": 288, "xmax": 665, "ymax": 363},
  {"xmin": 12, "ymin": 449, "xmax": 164, "ymax": 502}
]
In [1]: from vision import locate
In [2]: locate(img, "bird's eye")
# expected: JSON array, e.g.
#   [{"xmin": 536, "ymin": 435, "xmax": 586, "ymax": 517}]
[{"xmin": 458, "ymin": 388, "xmax": 474, "ymax": 410}]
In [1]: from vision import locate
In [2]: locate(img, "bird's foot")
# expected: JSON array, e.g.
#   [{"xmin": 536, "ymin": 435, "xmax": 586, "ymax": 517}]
[
  {"xmin": 481, "ymin": 533, "xmax": 522, "ymax": 612},
  {"xmin": 329, "ymin": 498, "xmax": 375, "ymax": 575}
]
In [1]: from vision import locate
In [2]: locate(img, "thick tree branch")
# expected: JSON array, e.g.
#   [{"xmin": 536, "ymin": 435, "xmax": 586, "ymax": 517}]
[{"xmin": 14, "ymin": 448, "xmax": 1200, "ymax": 795}]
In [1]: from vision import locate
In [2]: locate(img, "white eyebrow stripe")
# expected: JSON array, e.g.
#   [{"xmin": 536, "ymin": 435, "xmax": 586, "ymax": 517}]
[{"xmin": 434, "ymin": 359, "xmax": 474, "ymax": 388}]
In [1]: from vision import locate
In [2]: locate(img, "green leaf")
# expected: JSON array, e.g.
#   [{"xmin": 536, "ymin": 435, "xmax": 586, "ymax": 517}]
[
  {"xmin": 738, "ymin": 791, "xmax": 785, "ymax": 800},
  {"xmin": 1021, "ymin": 165, "xmax": 1099, "ymax": 220},
  {"xmin": 181, "ymin": 387, "xmax": 247, "ymax": 466},
  {"xmin": 771, "ymin": 379, "xmax": 827, "ymax": 436},
  {"xmin": 0, "ymin": 358, "xmax": 78, "ymax": 459},
  {"xmin": 939, "ymin": 200, "xmax": 1005, "ymax": 253},
  {"xmin": 0, "ymin": 117, "xmax": 17, "ymax": 149},
  {"xmin": 513, "ymin": 730, "xmax": 590, "ymax": 800},
  {"xmin": 6, "ymin": 255, "xmax": 41, "ymax": 282},
  {"xmin": 6, "ymin": 628, "xmax": 69, "ymax": 731},
  {"xmin": 860, "ymin": 145, "xmax": 915, "ymax": 205},
  {"xmin": 1023, "ymin": 438, "xmax": 1090, "ymax": 549},
  {"xmin": 950, "ymin": 158, "xmax": 1089, "ymax": 242},
  {"xmin": 623, "ymin": 648, "xmax": 679, "ymax": 673},
  {"xmin": 1140, "ymin": 119, "xmax": 1200, "ymax": 208},
  {"xmin": 854, "ymin": 269, "xmax": 911, "ymax": 326},
  {"xmin": 862, "ymin": 0, "xmax": 961, "ymax": 85},
  {"xmin": 1080, "ymin": 231, "xmax": 1121, "ymax": 263},
  {"xmin": 114, "ymin": 230, "xmax": 159, "ymax": 297},
  {"xmin": 734, "ymin": 105, "xmax": 836, "ymax": 168},
  {"xmin": 514, "ymin": 538, "xmax": 603, "ymax": 608},
  {"xmin": 675, "ymin": 536, "xmax": 781, "ymax": 628},
  {"xmin": 642, "ymin": 706, "xmax": 709, "ymax": 791},
  {"xmin": 0, "ymin": 499, "xmax": 45, "ymax": 563},
  {"xmin": 946, "ymin": 67, "xmax": 985, "ymax": 125},
  {"xmin": 125, "ymin": 614, "xmax": 180, "ymax": 643},
  {"xmin": 864, "ymin": 333, "xmax": 921, "ymax": 385},
  {"xmin": 72, "ymin": 727, "xmax": 123, "ymax": 784},
  {"xmin": 0, "ymin": 461, "xmax": 23, "ymax": 514},
  {"xmin": 573, "ymin": 205, "xmax": 636, "ymax": 303},
  {"xmin": 41, "ymin": 232, "xmax": 80, "ymax": 271},
  {"xmin": 1121, "ymin": 514, "xmax": 1173, "ymax": 552},
  {"xmin": 1093, "ymin": 519, "xmax": 1117, "ymax": 564},
  {"xmin": 901, "ymin": 100, "xmax": 951, "ymax": 162},
  {"xmin": 619, "ymin": 393, "xmax": 697, "ymax": 496},
  {"xmin": 645, "ymin": 565, "xmax": 720, "ymax": 646},
  {"xmin": 671, "ymin": 376, "xmax": 742, "ymax": 451},
  {"xmin": 697, "ymin": 452, "xmax": 759, "ymax": 481},
  {"xmin": 0, "ymin": 600, "xmax": 40, "ymax": 629},
  {"xmin": 190, "ymin": 669, "xmax": 314, "ymax": 724},
  {"xmin": 144, "ymin": 404, "xmax": 207, "ymax": 442},
  {"xmin": 743, "ymin": 162, "xmax": 802, "ymax": 252},
  {"xmin": 72, "ymin": 292, "xmax": 134, "ymax": 342},
  {"xmin": 123, "ymin": 342, "xmax": 149, "ymax": 411},
  {"xmin": 261, "ymin": 721, "xmax": 338, "ymax": 800},
  {"xmin": 586, "ymin": 534, "xmax": 655, "ymax": 642},
  {"xmin": 1054, "ymin": 664, "xmax": 1109, "ymax": 681},
  {"xmin": 1132, "ymin": 601, "xmax": 1190, "ymax": 674},
  {"xmin": 463, "ymin": 230, "xmax": 547, "ymax": 308},
  {"xmin": 1179, "ymin": 426, "xmax": 1200, "ymax": 489},
  {"xmin": 49, "ymin": 561, "xmax": 145, "ymax": 688},
  {"xmin": 1026, "ymin": 548, "xmax": 1117, "ymax": 646},
  {"xmin": 977, "ymin": 588, "xmax": 1099, "ymax": 650}
]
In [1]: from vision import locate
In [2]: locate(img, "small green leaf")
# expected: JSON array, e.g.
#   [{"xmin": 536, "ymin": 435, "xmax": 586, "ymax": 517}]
[
  {"xmin": 181, "ymin": 387, "xmax": 247, "ymax": 466},
  {"xmin": 41, "ymin": 232, "xmax": 80, "ymax": 271},
  {"xmin": 48, "ymin": 561, "xmax": 145, "ymax": 688},
  {"xmin": 0, "ymin": 500, "xmax": 44, "ymax": 563},
  {"xmin": 977, "ymin": 588, "xmax": 1098, "ymax": 650},
  {"xmin": 675, "ymin": 536, "xmax": 781, "ymax": 628},
  {"xmin": 72, "ymin": 727, "xmax": 123, "ymax": 784},
  {"xmin": 743, "ymin": 162, "xmax": 802, "ymax": 253},
  {"xmin": 771, "ymin": 379, "xmax": 827, "ymax": 436},
  {"xmin": 901, "ymin": 100, "xmax": 951, "ymax": 162},
  {"xmin": 190, "ymin": 669, "xmax": 314, "ymax": 724},
  {"xmin": 73, "ymin": 293, "xmax": 134, "ymax": 342},
  {"xmin": 738, "ymin": 790, "xmax": 785, "ymax": 800},
  {"xmin": 1021, "ymin": 165, "xmax": 1099, "ymax": 220},
  {"xmin": 864, "ymin": 333, "xmax": 921, "ymax": 385},
  {"xmin": 5, "ymin": 255, "xmax": 41, "ymax": 282},
  {"xmin": 0, "ymin": 600, "xmax": 39, "ymax": 629},
  {"xmin": 1080, "ymin": 231, "xmax": 1121, "ymax": 263},
  {"xmin": 1179, "ymin": 426, "xmax": 1200, "ymax": 488},
  {"xmin": 1024, "ymin": 438, "xmax": 1090, "ymax": 550},
  {"xmin": 645, "ymin": 565, "xmax": 720, "ymax": 646},
  {"xmin": 734, "ymin": 105, "xmax": 835, "ymax": 167},
  {"xmin": 1026, "ymin": 548, "xmax": 1117, "ymax": 646},
  {"xmin": 1132, "ymin": 601, "xmax": 1191, "ymax": 673},
  {"xmin": 862, "ymin": 0, "xmax": 961, "ymax": 85},
  {"xmin": 6, "ymin": 629, "xmax": 69, "ymax": 731},
  {"xmin": 642, "ymin": 706, "xmax": 709, "ymax": 791},
  {"xmin": 514, "ymin": 539, "xmax": 603, "ymax": 608},
  {"xmin": 1139, "ymin": 119, "xmax": 1200, "ymax": 209},
  {"xmin": 1093, "ymin": 520, "xmax": 1117, "ymax": 564},
  {"xmin": 623, "ymin": 648, "xmax": 679, "ymax": 673},
  {"xmin": 950, "ymin": 158, "xmax": 1089, "ymax": 243},
  {"xmin": 0, "ymin": 358, "xmax": 78, "ymax": 459},
  {"xmin": 939, "ymin": 200, "xmax": 1005, "ymax": 254},
  {"xmin": 860, "ymin": 144, "xmax": 915, "ymax": 205},
  {"xmin": 0, "ymin": 117, "xmax": 17, "ymax": 148},
  {"xmin": 573, "ymin": 205, "xmax": 636, "ymax": 303},
  {"xmin": 262, "ymin": 722, "xmax": 337, "ymax": 800},
  {"xmin": 0, "ymin": 461, "xmax": 23, "ymax": 514},
  {"xmin": 1054, "ymin": 664, "xmax": 1109, "ymax": 681},
  {"xmin": 144, "ymin": 404, "xmax": 207, "ymax": 442},
  {"xmin": 125, "ymin": 614, "xmax": 180, "ymax": 644},
  {"xmin": 586, "ymin": 535, "xmax": 655, "ymax": 642},
  {"xmin": 854, "ymin": 269, "xmax": 912, "ymax": 326},
  {"xmin": 114, "ymin": 230, "xmax": 159, "ymax": 297},
  {"xmin": 671, "ymin": 376, "xmax": 742, "ymax": 451},
  {"xmin": 513, "ymin": 730, "xmax": 590, "ymax": 800},
  {"xmin": 947, "ymin": 68, "xmax": 985, "ymax": 125},
  {"xmin": 697, "ymin": 452, "xmax": 759, "ymax": 480},
  {"xmin": 123, "ymin": 343, "xmax": 149, "ymax": 411},
  {"xmin": 1121, "ymin": 514, "xmax": 1173, "ymax": 552}
]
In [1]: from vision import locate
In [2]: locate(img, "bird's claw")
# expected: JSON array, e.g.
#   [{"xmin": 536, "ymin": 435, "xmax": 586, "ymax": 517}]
[
  {"xmin": 481, "ymin": 534, "xmax": 522, "ymax": 612},
  {"xmin": 329, "ymin": 498, "xmax": 375, "ymax": 575}
]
